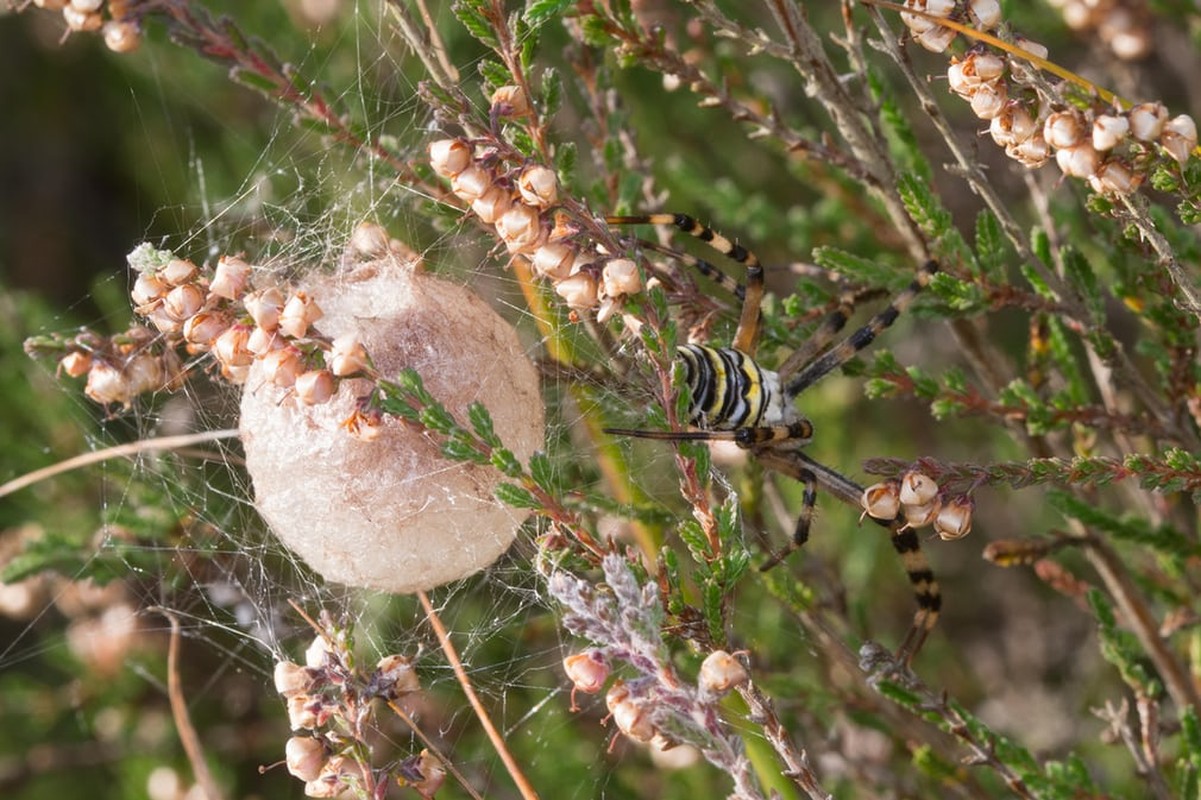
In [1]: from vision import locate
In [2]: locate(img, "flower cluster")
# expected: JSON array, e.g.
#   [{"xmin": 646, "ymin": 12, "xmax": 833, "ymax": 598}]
[
  {"xmin": 49, "ymin": 230, "xmax": 379, "ymax": 411},
  {"xmin": 429, "ymin": 91, "xmax": 643, "ymax": 323},
  {"xmin": 30, "ymin": 0, "xmax": 142, "ymax": 52},
  {"xmin": 899, "ymin": 0, "xmax": 1196, "ymax": 191},
  {"xmin": 1045, "ymin": 0, "xmax": 1151, "ymax": 61},
  {"xmin": 273, "ymin": 630, "xmax": 442, "ymax": 798},
  {"xmin": 860, "ymin": 469, "xmax": 974, "ymax": 541}
]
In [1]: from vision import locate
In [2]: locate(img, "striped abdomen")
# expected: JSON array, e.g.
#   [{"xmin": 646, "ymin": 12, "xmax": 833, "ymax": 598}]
[{"xmin": 678, "ymin": 344, "xmax": 786, "ymax": 430}]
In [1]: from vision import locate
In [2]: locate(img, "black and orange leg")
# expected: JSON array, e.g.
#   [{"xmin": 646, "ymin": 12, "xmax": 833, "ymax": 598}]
[
  {"xmin": 606, "ymin": 213, "xmax": 765, "ymax": 355},
  {"xmin": 782, "ymin": 260, "xmax": 939, "ymax": 398},
  {"xmin": 759, "ymin": 466, "xmax": 818, "ymax": 571},
  {"xmin": 628, "ymin": 237, "xmax": 747, "ymax": 301}
]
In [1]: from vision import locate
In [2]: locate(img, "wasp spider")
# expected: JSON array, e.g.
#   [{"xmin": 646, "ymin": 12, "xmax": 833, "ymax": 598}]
[{"xmin": 604, "ymin": 213, "xmax": 941, "ymax": 661}]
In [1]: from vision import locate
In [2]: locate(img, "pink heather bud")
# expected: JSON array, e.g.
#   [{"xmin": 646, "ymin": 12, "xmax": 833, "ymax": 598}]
[
  {"xmin": 350, "ymin": 221, "xmax": 391, "ymax": 260},
  {"xmin": 286, "ymin": 693, "xmax": 320, "ymax": 731},
  {"xmin": 162, "ymin": 283, "xmax": 206, "ymax": 322},
  {"xmin": 915, "ymin": 24, "xmax": 957, "ymax": 53},
  {"xmin": 902, "ymin": 498, "xmax": 942, "ymax": 529},
  {"xmin": 305, "ymin": 635, "xmax": 331, "ymax": 669},
  {"xmin": 554, "ymin": 272, "xmax": 599, "ymax": 310},
  {"xmin": 610, "ymin": 698, "xmax": 654, "ymax": 742},
  {"xmin": 967, "ymin": 0, "xmax": 1001, "ymax": 29},
  {"xmin": 490, "ymin": 85, "xmax": 531, "ymax": 117},
  {"xmin": 698, "ymin": 650, "xmax": 748, "ymax": 696},
  {"xmin": 278, "ymin": 291, "xmax": 324, "ymax": 339},
  {"xmin": 59, "ymin": 351, "xmax": 92, "ymax": 378},
  {"xmin": 1161, "ymin": 115, "xmax": 1198, "ymax": 165},
  {"xmin": 327, "ymin": 334, "xmax": 369, "ymax": 376},
  {"xmin": 222, "ymin": 362, "xmax": 251, "ymax": 385},
  {"xmin": 246, "ymin": 325, "xmax": 283, "ymax": 355},
  {"xmin": 63, "ymin": 6, "xmax": 103, "ymax": 32},
  {"xmin": 899, "ymin": 471, "xmax": 939, "ymax": 506},
  {"xmin": 144, "ymin": 305, "xmax": 182, "ymax": 335},
  {"xmin": 306, "ymin": 756, "xmax": 364, "ymax": 798},
  {"xmin": 260, "ymin": 346, "xmax": 305, "ymax": 389},
  {"xmin": 102, "ymin": 19, "xmax": 141, "ymax": 53},
  {"xmin": 273, "ymin": 660, "xmax": 314, "ymax": 696},
  {"xmin": 1089, "ymin": 160, "xmax": 1143, "ymax": 195},
  {"xmin": 295, "ymin": 370, "xmax": 335, "ymax": 405},
  {"xmin": 496, "ymin": 204, "xmax": 545, "ymax": 254},
  {"xmin": 160, "ymin": 258, "xmax": 198, "ymax": 286},
  {"xmin": 210, "ymin": 256, "xmax": 252, "ymax": 300},
  {"xmin": 375, "ymin": 654, "xmax": 420, "ymax": 697},
  {"xmin": 861, "ymin": 480, "xmax": 902, "ymax": 521},
  {"xmin": 969, "ymin": 82, "xmax": 1007, "ymax": 120},
  {"xmin": 516, "ymin": 165, "xmax": 558, "ymax": 209},
  {"xmin": 429, "ymin": 138, "xmax": 473, "ymax": 178},
  {"xmin": 409, "ymin": 750, "xmax": 446, "ymax": 799},
  {"xmin": 70, "ymin": 0, "xmax": 104, "ymax": 10},
  {"xmin": 84, "ymin": 361, "xmax": 131, "ymax": 406},
  {"xmin": 1092, "ymin": 114, "xmax": 1130, "ymax": 152},
  {"xmin": 1012, "ymin": 36, "xmax": 1049, "ymax": 60},
  {"xmin": 1044, "ymin": 111, "xmax": 1085, "ymax": 150},
  {"xmin": 213, "ymin": 325, "xmax": 254, "ymax": 368},
  {"xmin": 1006, "ymin": 135, "xmax": 1051, "ymax": 168},
  {"xmin": 601, "ymin": 258, "xmax": 642, "ymax": 298},
  {"xmin": 1055, "ymin": 143, "xmax": 1100, "ymax": 179},
  {"xmin": 285, "ymin": 736, "xmax": 327, "ymax": 781},
  {"xmin": 531, "ymin": 242, "xmax": 575, "ymax": 280},
  {"xmin": 450, "ymin": 164, "xmax": 493, "ymax": 204},
  {"xmin": 563, "ymin": 650, "xmax": 609, "ymax": 695},
  {"xmin": 182, "ymin": 311, "xmax": 230, "ymax": 347},
  {"xmin": 244, "ymin": 287, "xmax": 285, "ymax": 332},
  {"xmin": 131, "ymin": 272, "xmax": 169, "ymax": 307},
  {"xmin": 471, "ymin": 185, "xmax": 513, "ymax": 225},
  {"xmin": 933, "ymin": 496, "xmax": 974, "ymax": 541},
  {"xmin": 901, "ymin": 0, "xmax": 955, "ymax": 33},
  {"xmin": 989, "ymin": 104, "xmax": 1037, "ymax": 147},
  {"xmin": 1129, "ymin": 102, "xmax": 1169, "ymax": 141}
]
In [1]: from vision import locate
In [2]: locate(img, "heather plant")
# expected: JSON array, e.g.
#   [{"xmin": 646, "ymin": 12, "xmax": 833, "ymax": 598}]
[{"xmin": 3, "ymin": 1, "xmax": 1201, "ymax": 798}]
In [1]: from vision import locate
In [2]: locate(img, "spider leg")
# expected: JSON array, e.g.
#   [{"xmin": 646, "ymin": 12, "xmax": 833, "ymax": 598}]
[
  {"xmin": 782, "ymin": 260, "xmax": 938, "ymax": 398},
  {"xmin": 759, "ymin": 466, "xmax": 818, "ymax": 571},
  {"xmin": 755, "ymin": 448, "xmax": 941, "ymax": 664},
  {"xmin": 629, "ymin": 238, "xmax": 746, "ymax": 300},
  {"xmin": 607, "ymin": 213, "xmax": 764, "ymax": 355}
]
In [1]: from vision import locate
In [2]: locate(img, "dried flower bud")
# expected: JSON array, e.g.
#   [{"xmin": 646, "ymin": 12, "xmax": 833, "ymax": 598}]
[
  {"xmin": 286, "ymin": 693, "xmax": 320, "ymax": 731},
  {"xmin": 490, "ymin": 85, "xmax": 531, "ymax": 117},
  {"xmin": 295, "ymin": 369, "xmax": 335, "ymax": 405},
  {"xmin": 1091, "ymin": 114, "xmax": 1130, "ymax": 151},
  {"xmin": 131, "ymin": 272, "xmax": 170, "ymax": 308},
  {"xmin": 428, "ymin": 138, "xmax": 472, "ymax": 178},
  {"xmin": 990, "ymin": 104, "xmax": 1037, "ymax": 147},
  {"xmin": 933, "ymin": 496, "xmax": 974, "ymax": 540},
  {"xmin": 244, "ymin": 287, "xmax": 286, "ymax": 332},
  {"xmin": 969, "ymin": 82, "xmax": 1007, "ymax": 120},
  {"xmin": 59, "ymin": 351, "xmax": 92, "ymax": 378},
  {"xmin": 213, "ymin": 325, "xmax": 255, "ymax": 368},
  {"xmin": 601, "ymin": 258, "xmax": 642, "ymax": 298},
  {"xmin": 160, "ymin": 258, "xmax": 198, "ymax": 286},
  {"xmin": 1043, "ymin": 111, "xmax": 1085, "ymax": 150},
  {"xmin": 902, "ymin": 498, "xmax": 942, "ymax": 529},
  {"xmin": 967, "ymin": 0, "xmax": 1001, "ymax": 29},
  {"xmin": 305, "ymin": 635, "xmax": 331, "ymax": 669},
  {"xmin": 279, "ymin": 291, "xmax": 324, "ymax": 339},
  {"xmin": 375, "ymin": 654, "xmax": 420, "ymax": 697},
  {"xmin": 698, "ymin": 650, "xmax": 748, "ymax": 696},
  {"xmin": 1161, "ymin": 114, "xmax": 1198, "ymax": 165},
  {"xmin": 247, "ymin": 325, "xmax": 282, "ymax": 355},
  {"xmin": 1012, "ymin": 36, "xmax": 1049, "ymax": 60},
  {"xmin": 1055, "ymin": 143, "xmax": 1100, "ymax": 179},
  {"xmin": 102, "ymin": 19, "xmax": 141, "ymax": 53},
  {"xmin": 63, "ymin": 6, "xmax": 102, "ymax": 31},
  {"xmin": 531, "ymin": 242, "xmax": 575, "ymax": 280},
  {"xmin": 606, "ymin": 683, "xmax": 654, "ymax": 742},
  {"xmin": 861, "ymin": 480, "xmax": 902, "ymax": 521},
  {"xmin": 211, "ymin": 256, "xmax": 252, "ymax": 300},
  {"xmin": 471, "ymin": 185, "xmax": 513, "ymax": 225},
  {"xmin": 163, "ymin": 283, "xmax": 206, "ymax": 322},
  {"xmin": 899, "ymin": 471, "xmax": 939, "ymax": 506},
  {"xmin": 305, "ymin": 756, "xmax": 364, "ymax": 798},
  {"xmin": 450, "ymin": 164, "xmax": 493, "ymax": 204},
  {"xmin": 554, "ymin": 272, "xmax": 599, "ymax": 310},
  {"xmin": 1089, "ymin": 159, "xmax": 1143, "ymax": 195},
  {"xmin": 260, "ymin": 346, "xmax": 305, "ymax": 389},
  {"xmin": 516, "ymin": 165, "xmax": 558, "ymax": 209},
  {"xmin": 274, "ymin": 660, "xmax": 314, "ymax": 696},
  {"xmin": 901, "ymin": 0, "xmax": 955, "ymax": 34},
  {"xmin": 349, "ymin": 222, "xmax": 391, "ymax": 260},
  {"xmin": 407, "ymin": 750, "xmax": 446, "ymax": 799},
  {"xmin": 84, "ymin": 361, "xmax": 131, "ymax": 406},
  {"xmin": 563, "ymin": 650, "xmax": 609, "ymax": 696},
  {"xmin": 915, "ymin": 24, "xmax": 957, "ymax": 53},
  {"xmin": 70, "ymin": 0, "xmax": 103, "ymax": 10},
  {"xmin": 123, "ymin": 354, "xmax": 165, "ymax": 396},
  {"xmin": 1006, "ymin": 135, "xmax": 1051, "ymax": 168},
  {"xmin": 285, "ymin": 736, "xmax": 327, "ymax": 782},
  {"xmin": 1129, "ymin": 102, "xmax": 1169, "ymax": 142},
  {"xmin": 495, "ymin": 204, "xmax": 545, "ymax": 254},
  {"xmin": 182, "ymin": 312, "xmax": 229, "ymax": 347},
  {"xmin": 327, "ymin": 333, "xmax": 369, "ymax": 376}
]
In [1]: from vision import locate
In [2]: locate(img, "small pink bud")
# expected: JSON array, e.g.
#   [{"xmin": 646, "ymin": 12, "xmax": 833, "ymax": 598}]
[
  {"xmin": 286, "ymin": 693, "xmax": 320, "ymax": 731},
  {"xmin": 1055, "ymin": 143, "xmax": 1100, "ymax": 179},
  {"xmin": 861, "ymin": 480, "xmax": 902, "ymax": 521},
  {"xmin": 162, "ymin": 283, "xmax": 206, "ymax": 322},
  {"xmin": 59, "ymin": 351, "xmax": 92, "ymax": 378},
  {"xmin": 246, "ymin": 326, "xmax": 283, "ymax": 355},
  {"xmin": 899, "ymin": 471, "xmax": 939, "ymax": 506},
  {"xmin": 610, "ymin": 698, "xmax": 654, "ymax": 742},
  {"xmin": 968, "ymin": 0, "xmax": 1000, "ymax": 28},
  {"xmin": 123, "ymin": 353, "xmax": 165, "ymax": 396},
  {"xmin": 490, "ymin": 85, "xmax": 531, "ymax": 117},
  {"xmin": 213, "ymin": 325, "xmax": 254, "ymax": 368},
  {"xmin": 969, "ymin": 82, "xmax": 1007, "ymax": 120},
  {"xmin": 1129, "ymin": 102, "xmax": 1169, "ymax": 142},
  {"xmin": 182, "ymin": 311, "xmax": 230, "ymax": 347},
  {"xmin": 160, "ymin": 258, "xmax": 198, "ymax": 286},
  {"xmin": 84, "ymin": 361, "xmax": 131, "ymax": 406},
  {"xmin": 1161, "ymin": 114, "xmax": 1197, "ymax": 165},
  {"xmin": 1089, "ymin": 160, "xmax": 1143, "ymax": 195},
  {"xmin": 131, "ymin": 272, "xmax": 169, "ymax": 307},
  {"xmin": 933, "ymin": 496, "xmax": 974, "ymax": 541},
  {"xmin": 1044, "ymin": 111, "xmax": 1085, "ymax": 150},
  {"xmin": 278, "ymin": 291, "xmax": 324, "ymax": 339},
  {"xmin": 1012, "ymin": 36, "xmax": 1049, "ymax": 60},
  {"xmin": 531, "ymin": 242, "xmax": 576, "ymax": 280},
  {"xmin": 244, "ymin": 287, "xmax": 285, "ymax": 332},
  {"xmin": 554, "ymin": 272, "xmax": 599, "ymax": 310},
  {"xmin": 102, "ymin": 19, "xmax": 141, "ymax": 53},
  {"xmin": 698, "ymin": 650, "xmax": 748, "ymax": 696},
  {"xmin": 471, "ymin": 185, "xmax": 513, "ymax": 225},
  {"xmin": 902, "ymin": 498, "xmax": 942, "ymax": 529},
  {"xmin": 450, "ymin": 164, "xmax": 493, "ymax": 204},
  {"xmin": 349, "ymin": 221, "xmax": 391, "ymax": 259},
  {"xmin": 375, "ymin": 654, "xmax": 420, "ymax": 697},
  {"xmin": 409, "ymin": 750, "xmax": 446, "ymax": 799},
  {"xmin": 602, "ymin": 258, "xmax": 642, "ymax": 298},
  {"xmin": 516, "ymin": 165, "xmax": 558, "ymax": 208},
  {"xmin": 260, "ymin": 346, "xmax": 305, "ymax": 389},
  {"xmin": 274, "ymin": 660, "xmax": 314, "ymax": 696},
  {"xmin": 285, "ymin": 736, "xmax": 327, "ymax": 781},
  {"xmin": 915, "ymin": 24, "xmax": 957, "ymax": 53},
  {"xmin": 428, "ymin": 138, "xmax": 473, "ymax": 178},
  {"xmin": 495, "ymin": 204, "xmax": 545, "ymax": 254},
  {"xmin": 327, "ymin": 334, "xmax": 369, "ymax": 377},
  {"xmin": 1092, "ymin": 114, "xmax": 1130, "ymax": 152},
  {"xmin": 63, "ymin": 6, "xmax": 102, "ymax": 31},
  {"xmin": 210, "ymin": 256, "xmax": 252, "ymax": 300},
  {"xmin": 1006, "ymin": 135, "xmax": 1050, "ymax": 168},
  {"xmin": 563, "ymin": 650, "xmax": 609, "ymax": 695},
  {"xmin": 295, "ymin": 370, "xmax": 335, "ymax": 405}
]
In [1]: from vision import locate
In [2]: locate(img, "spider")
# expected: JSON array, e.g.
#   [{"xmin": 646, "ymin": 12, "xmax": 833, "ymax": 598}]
[{"xmin": 603, "ymin": 213, "xmax": 941, "ymax": 662}]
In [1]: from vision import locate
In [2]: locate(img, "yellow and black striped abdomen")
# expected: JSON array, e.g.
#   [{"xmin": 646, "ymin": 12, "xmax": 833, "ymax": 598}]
[{"xmin": 678, "ymin": 344, "xmax": 783, "ymax": 430}]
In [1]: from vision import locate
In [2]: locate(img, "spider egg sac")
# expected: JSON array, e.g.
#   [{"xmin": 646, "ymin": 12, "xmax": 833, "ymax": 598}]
[{"xmin": 239, "ymin": 256, "xmax": 544, "ymax": 594}]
